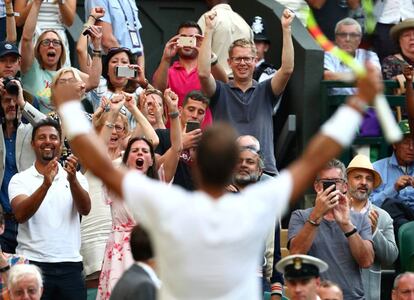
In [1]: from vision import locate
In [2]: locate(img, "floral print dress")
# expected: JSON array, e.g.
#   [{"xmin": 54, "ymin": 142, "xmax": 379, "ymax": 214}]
[{"xmin": 96, "ymin": 196, "xmax": 136, "ymax": 300}]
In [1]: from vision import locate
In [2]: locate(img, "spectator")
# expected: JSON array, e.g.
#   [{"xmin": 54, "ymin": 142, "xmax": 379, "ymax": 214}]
[
  {"xmin": 371, "ymin": 119, "xmax": 414, "ymax": 237},
  {"xmin": 324, "ymin": 17, "xmax": 381, "ymax": 95},
  {"xmin": 318, "ymin": 280, "xmax": 343, "ymax": 300},
  {"xmin": 97, "ymin": 89, "xmax": 180, "ymax": 300},
  {"xmin": 0, "ymin": 205, "xmax": 29, "ymax": 298},
  {"xmin": 372, "ymin": 0, "xmax": 414, "ymax": 63},
  {"xmin": 155, "ymin": 90, "xmax": 208, "ymax": 190},
  {"xmin": 383, "ymin": 19, "xmax": 414, "ymax": 80},
  {"xmin": 198, "ymin": 9, "xmax": 294, "ymax": 176},
  {"xmin": 346, "ymin": 154, "xmax": 398, "ymax": 300},
  {"xmin": 85, "ymin": 0, "xmax": 145, "ymax": 69},
  {"xmin": 20, "ymin": 0, "xmax": 101, "ymax": 114},
  {"xmin": 8, "ymin": 118, "xmax": 91, "ymax": 300},
  {"xmin": 152, "ymin": 21, "xmax": 227, "ymax": 128},
  {"xmin": 138, "ymin": 88, "xmax": 166, "ymax": 130},
  {"xmin": 230, "ymin": 136, "xmax": 284, "ymax": 299},
  {"xmin": 110, "ymin": 226, "xmax": 159, "ymax": 300},
  {"xmin": 14, "ymin": 0, "xmax": 76, "ymax": 67},
  {"xmin": 392, "ymin": 272, "xmax": 414, "ymax": 300},
  {"xmin": 198, "ymin": 0, "xmax": 253, "ymax": 77},
  {"xmin": 7, "ymin": 264, "xmax": 43, "ymax": 300},
  {"xmin": 275, "ymin": 254, "xmax": 328, "ymax": 300},
  {"xmin": 250, "ymin": 16, "xmax": 277, "ymax": 83},
  {"xmin": 52, "ymin": 60, "xmax": 382, "ymax": 300},
  {"xmin": 0, "ymin": 77, "xmax": 45, "ymax": 253},
  {"xmin": 0, "ymin": 42, "xmax": 20, "ymax": 79},
  {"xmin": 288, "ymin": 159, "xmax": 374, "ymax": 300},
  {"xmin": 83, "ymin": 46, "xmax": 148, "ymax": 129}
]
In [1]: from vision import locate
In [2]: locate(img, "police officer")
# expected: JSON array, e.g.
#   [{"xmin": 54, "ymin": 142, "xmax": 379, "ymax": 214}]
[{"xmin": 276, "ymin": 254, "xmax": 329, "ymax": 300}]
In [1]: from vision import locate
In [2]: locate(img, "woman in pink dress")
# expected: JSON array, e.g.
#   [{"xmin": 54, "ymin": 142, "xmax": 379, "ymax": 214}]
[{"xmin": 96, "ymin": 89, "xmax": 182, "ymax": 300}]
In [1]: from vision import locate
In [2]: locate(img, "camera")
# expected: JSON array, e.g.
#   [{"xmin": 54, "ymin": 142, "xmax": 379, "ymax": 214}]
[{"xmin": 2, "ymin": 77, "xmax": 20, "ymax": 95}]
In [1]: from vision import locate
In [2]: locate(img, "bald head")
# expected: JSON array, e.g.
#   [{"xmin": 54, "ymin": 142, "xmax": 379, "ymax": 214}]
[
  {"xmin": 236, "ymin": 135, "xmax": 260, "ymax": 152},
  {"xmin": 393, "ymin": 272, "xmax": 414, "ymax": 300},
  {"xmin": 318, "ymin": 280, "xmax": 343, "ymax": 300}
]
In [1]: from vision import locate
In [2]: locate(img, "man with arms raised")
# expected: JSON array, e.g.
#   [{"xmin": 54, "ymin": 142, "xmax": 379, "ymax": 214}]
[{"xmin": 198, "ymin": 9, "xmax": 294, "ymax": 176}]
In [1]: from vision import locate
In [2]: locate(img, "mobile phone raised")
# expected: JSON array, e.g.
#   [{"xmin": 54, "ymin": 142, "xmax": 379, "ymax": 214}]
[
  {"xmin": 322, "ymin": 180, "xmax": 337, "ymax": 191},
  {"xmin": 177, "ymin": 36, "xmax": 196, "ymax": 48},
  {"xmin": 116, "ymin": 66, "xmax": 137, "ymax": 78},
  {"xmin": 186, "ymin": 121, "xmax": 200, "ymax": 133}
]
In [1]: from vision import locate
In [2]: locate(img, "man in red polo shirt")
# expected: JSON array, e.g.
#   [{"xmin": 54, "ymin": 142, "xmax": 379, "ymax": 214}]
[{"xmin": 152, "ymin": 21, "xmax": 227, "ymax": 128}]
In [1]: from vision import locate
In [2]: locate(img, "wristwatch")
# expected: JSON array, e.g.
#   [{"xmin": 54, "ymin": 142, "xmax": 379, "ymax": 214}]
[{"xmin": 344, "ymin": 227, "xmax": 357, "ymax": 238}]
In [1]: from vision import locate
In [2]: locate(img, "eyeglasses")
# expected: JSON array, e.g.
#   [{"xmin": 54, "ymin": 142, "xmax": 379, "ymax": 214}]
[
  {"xmin": 40, "ymin": 39, "xmax": 62, "ymax": 47},
  {"xmin": 114, "ymin": 125, "xmax": 124, "ymax": 132},
  {"xmin": 230, "ymin": 56, "xmax": 255, "ymax": 64},
  {"xmin": 57, "ymin": 78, "xmax": 77, "ymax": 84},
  {"xmin": 317, "ymin": 178, "xmax": 346, "ymax": 186},
  {"xmin": 335, "ymin": 32, "xmax": 361, "ymax": 40}
]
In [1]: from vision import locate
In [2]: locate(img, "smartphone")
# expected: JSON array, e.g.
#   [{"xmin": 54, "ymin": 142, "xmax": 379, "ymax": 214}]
[
  {"xmin": 178, "ymin": 36, "xmax": 196, "ymax": 48},
  {"xmin": 82, "ymin": 28, "xmax": 91, "ymax": 36},
  {"xmin": 116, "ymin": 66, "xmax": 137, "ymax": 78},
  {"xmin": 323, "ymin": 180, "xmax": 337, "ymax": 191},
  {"xmin": 186, "ymin": 121, "xmax": 200, "ymax": 133}
]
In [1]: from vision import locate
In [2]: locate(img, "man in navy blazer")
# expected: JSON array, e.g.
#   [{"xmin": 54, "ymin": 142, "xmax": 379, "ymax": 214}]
[{"xmin": 110, "ymin": 226, "xmax": 160, "ymax": 300}]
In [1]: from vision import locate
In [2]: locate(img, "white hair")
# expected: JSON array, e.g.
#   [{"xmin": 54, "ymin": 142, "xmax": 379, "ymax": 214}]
[
  {"xmin": 8, "ymin": 264, "xmax": 43, "ymax": 290},
  {"xmin": 335, "ymin": 17, "xmax": 362, "ymax": 34}
]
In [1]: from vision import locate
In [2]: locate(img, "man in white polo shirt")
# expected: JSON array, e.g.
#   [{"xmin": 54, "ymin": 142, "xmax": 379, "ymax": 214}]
[
  {"xmin": 8, "ymin": 118, "xmax": 91, "ymax": 300},
  {"xmin": 52, "ymin": 63, "xmax": 382, "ymax": 300}
]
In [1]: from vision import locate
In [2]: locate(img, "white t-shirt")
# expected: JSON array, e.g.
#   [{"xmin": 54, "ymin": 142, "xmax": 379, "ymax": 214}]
[
  {"xmin": 9, "ymin": 164, "xmax": 89, "ymax": 262},
  {"xmin": 376, "ymin": 0, "xmax": 414, "ymax": 24},
  {"xmin": 122, "ymin": 169, "xmax": 293, "ymax": 300}
]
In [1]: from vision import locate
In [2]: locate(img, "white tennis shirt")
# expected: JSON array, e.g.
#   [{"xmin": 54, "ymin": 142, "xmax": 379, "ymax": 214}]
[{"xmin": 123, "ymin": 169, "xmax": 292, "ymax": 300}]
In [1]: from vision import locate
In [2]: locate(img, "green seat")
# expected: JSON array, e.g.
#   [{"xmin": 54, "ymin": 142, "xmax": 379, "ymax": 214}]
[{"xmin": 398, "ymin": 221, "xmax": 414, "ymax": 272}]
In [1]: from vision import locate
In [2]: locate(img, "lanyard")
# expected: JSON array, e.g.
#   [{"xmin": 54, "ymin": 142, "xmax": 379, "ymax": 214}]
[{"xmin": 115, "ymin": 0, "xmax": 138, "ymax": 29}]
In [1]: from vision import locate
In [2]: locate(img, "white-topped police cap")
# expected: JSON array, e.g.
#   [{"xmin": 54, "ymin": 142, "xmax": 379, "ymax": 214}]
[
  {"xmin": 251, "ymin": 16, "xmax": 270, "ymax": 43},
  {"xmin": 0, "ymin": 41, "xmax": 20, "ymax": 58},
  {"xmin": 276, "ymin": 254, "xmax": 328, "ymax": 280}
]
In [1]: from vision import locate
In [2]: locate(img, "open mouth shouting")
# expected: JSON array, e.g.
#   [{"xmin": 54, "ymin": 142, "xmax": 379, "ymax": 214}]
[{"xmin": 135, "ymin": 158, "xmax": 144, "ymax": 170}]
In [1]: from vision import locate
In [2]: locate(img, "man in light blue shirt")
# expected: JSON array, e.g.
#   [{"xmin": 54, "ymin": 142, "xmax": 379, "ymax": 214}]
[
  {"xmin": 371, "ymin": 120, "xmax": 414, "ymax": 209},
  {"xmin": 370, "ymin": 119, "xmax": 414, "ymax": 239},
  {"xmin": 85, "ymin": 0, "xmax": 144, "ymax": 67},
  {"xmin": 324, "ymin": 17, "xmax": 381, "ymax": 95}
]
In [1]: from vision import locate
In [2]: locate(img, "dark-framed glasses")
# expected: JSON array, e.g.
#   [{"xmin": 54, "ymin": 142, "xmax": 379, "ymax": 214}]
[
  {"xmin": 230, "ymin": 56, "xmax": 255, "ymax": 64},
  {"xmin": 40, "ymin": 39, "xmax": 62, "ymax": 47}
]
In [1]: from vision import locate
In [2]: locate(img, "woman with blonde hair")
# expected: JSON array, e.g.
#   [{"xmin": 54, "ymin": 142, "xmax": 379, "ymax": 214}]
[{"xmin": 20, "ymin": 0, "xmax": 102, "ymax": 114}]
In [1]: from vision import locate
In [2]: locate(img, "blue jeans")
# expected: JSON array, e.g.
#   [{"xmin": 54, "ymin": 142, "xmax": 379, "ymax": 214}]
[{"xmin": 30, "ymin": 261, "xmax": 86, "ymax": 300}]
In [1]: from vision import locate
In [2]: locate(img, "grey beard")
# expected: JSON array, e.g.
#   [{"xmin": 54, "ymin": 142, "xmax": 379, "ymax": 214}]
[{"xmin": 234, "ymin": 173, "xmax": 260, "ymax": 187}]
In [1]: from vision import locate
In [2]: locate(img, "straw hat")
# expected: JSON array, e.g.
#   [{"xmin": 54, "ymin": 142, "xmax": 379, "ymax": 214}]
[
  {"xmin": 390, "ymin": 19, "xmax": 414, "ymax": 43},
  {"xmin": 346, "ymin": 154, "xmax": 382, "ymax": 188}
]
